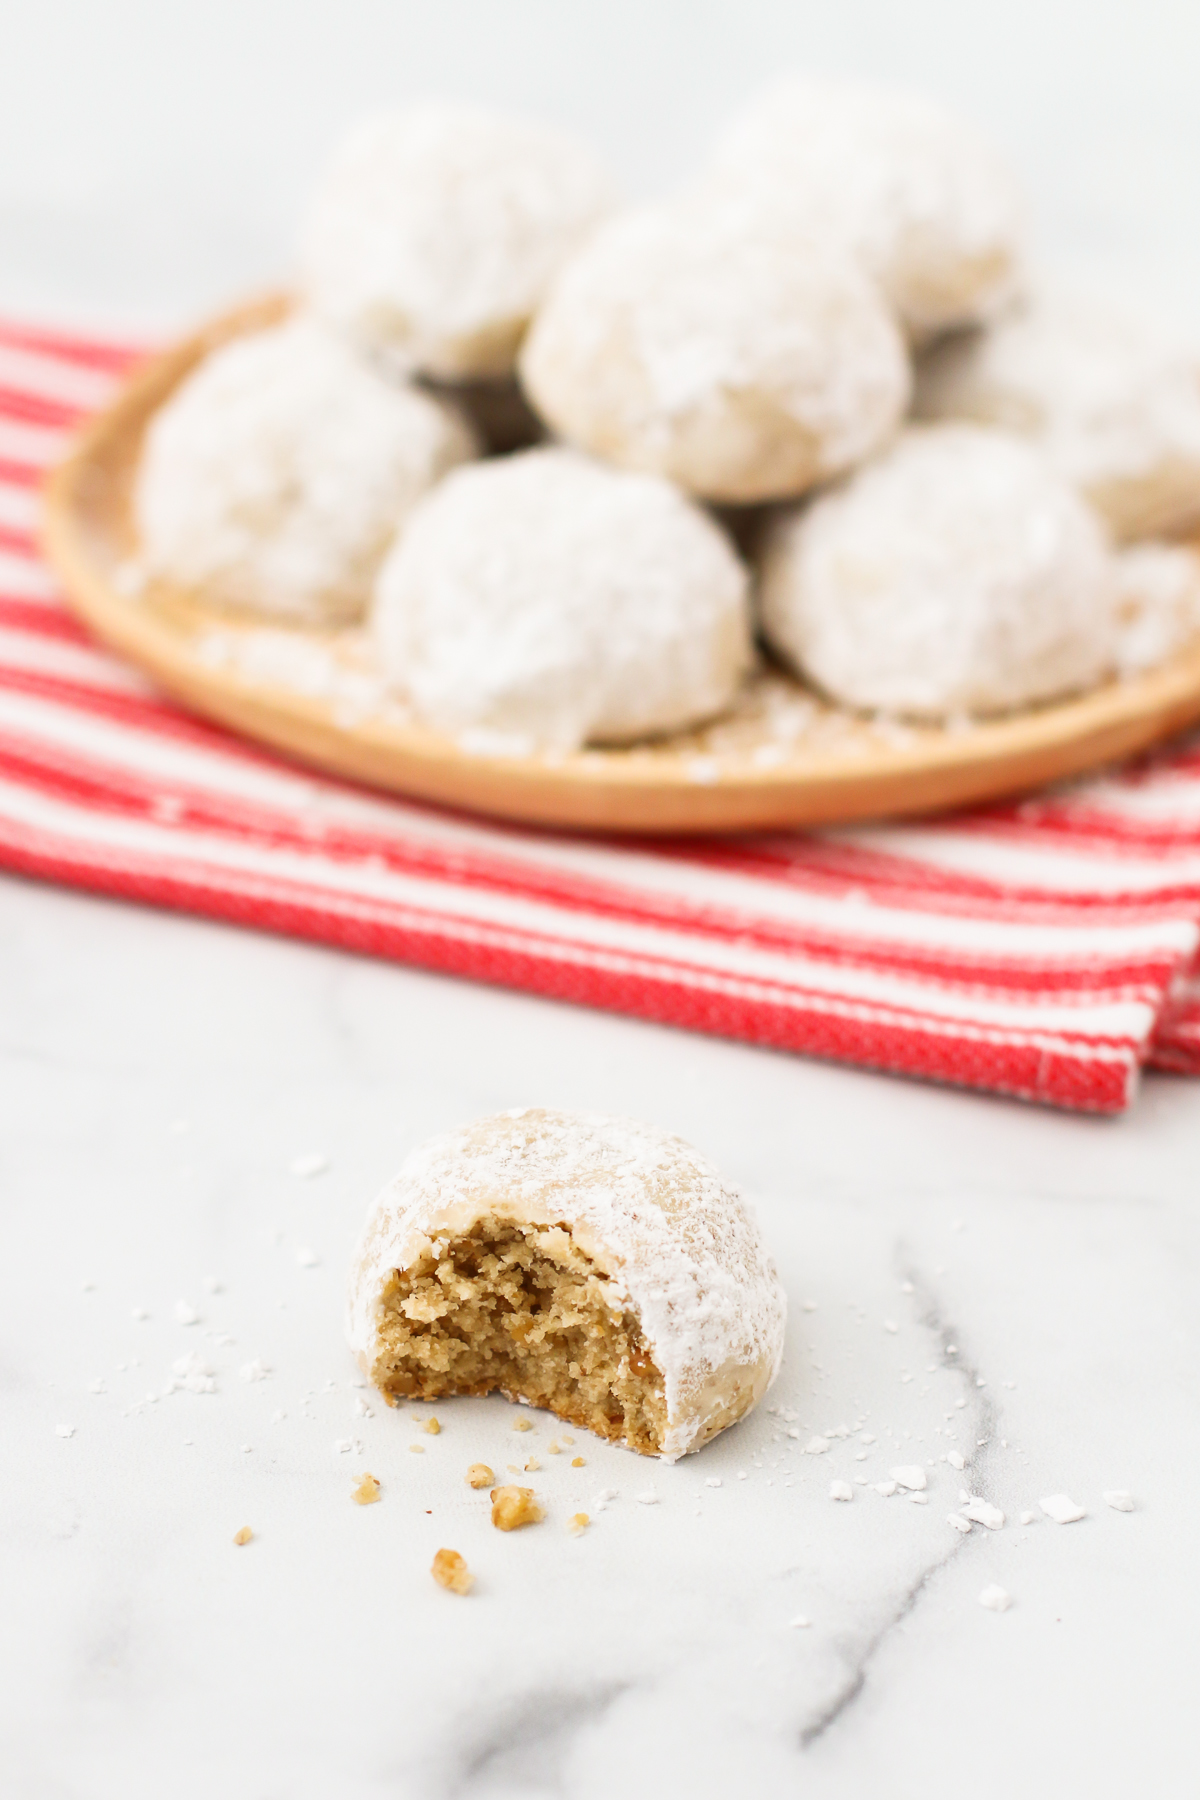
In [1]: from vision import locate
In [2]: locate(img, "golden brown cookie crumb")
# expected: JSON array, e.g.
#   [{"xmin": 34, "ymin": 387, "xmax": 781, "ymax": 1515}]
[
  {"xmin": 422, "ymin": 1417, "xmax": 441, "ymax": 1435},
  {"xmin": 431, "ymin": 1548, "xmax": 473, "ymax": 1594},
  {"xmin": 561, "ymin": 1435, "xmax": 575, "ymax": 1445},
  {"xmin": 409, "ymin": 1444, "xmax": 425, "ymax": 1454},
  {"xmin": 490, "ymin": 1484, "xmax": 545, "ymax": 1530},
  {"xmin": 233, "ymin": 1526, "xmax": 252, "ymax": 1546},
  {"xmin": 524, "ymin": 1458, "xmax": 541, "ymax": 1473},
  {"xmin": 513, "ymin": 1418, "xmax": 533, "ymax": 1433},
  {"xmin": 351, "ymin": 1472, "xmax": 381, "ymax": 1505},
  {"xmin": 466, "ymin": 1462, "xmax": 494, "ymax": 1489},
  {"xmin": 567, "ymin": 1512, "xmax": 589, "ymax": 1537},
  {"xmin": 548, "ymin": 1441, "xmax": 561, "ymax": 1454},
  {"xmin": 571, "ymin": 1456, "xmax": 586, "ymax": 1467}
]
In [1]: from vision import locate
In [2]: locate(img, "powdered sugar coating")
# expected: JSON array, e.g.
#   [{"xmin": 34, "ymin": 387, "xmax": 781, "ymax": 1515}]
[
  {"xmin": 345, "ymin": 1108, "xmax": 787, "ymax": 1460},
  {"xmin": 1111, "ymin": 542, "xmax": 1200, "ymax": 675},
  {"xmin": 706, "ymin": 75, "xmax": 1025, "ymax": 338},
  {"xmin": 135, "ymin": 318, "xmax": 478, "ymax": 624},
  {"xmin": 914, "ymin": 291, "xmax": 1200, "ymax": 541},
  {"xmin": 519, "ymin": 203, "xmax": 910, "ymax": 502},
  {"xmin": 300, "ymin": 103, "xmax": 617, "ymax": 381},
  {"xmin": 372, "ymin": 446, "xmax": 752, "ymax": 752},
  {"xmin": 759, "ymin": 424, "xmax": 1115, "ymax": 718}
]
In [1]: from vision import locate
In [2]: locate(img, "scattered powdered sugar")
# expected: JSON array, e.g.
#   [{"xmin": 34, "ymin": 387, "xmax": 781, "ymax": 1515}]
[
  {"xmin": 301, "ymin": 102, "xmax": 616, "ymax": 381},
  {"xmin": 295, "ymin": 1247, "xmax": 321, "ymax": 1269},
  {"xmin": 239, "ymin": 1360, "xmax": 270, "ymax": 1383},
  {"xmin": 372, "ymin": 447, "xmax": 752, "ymax": 753},
  {"xmin": 947, "ymin": 1513, "xmax": 972, "ymax": 1533},
  {"xmin": 962, "ymin": 1497, "xmax": 1005, "ymax": 1530},
  {"xmin": 55, "ymin": 1424, "xmax": 75, "ymax": 1439},
  {"xmin": 521, "ymin": 201, "xmax": 909, "ymax": 501},
  {"xmin": 759, "ymin": 424, "xmax": 1115, "ymax": 720},
  {"xmin": 1104, "ymin": 1490, "xmax": 1135, "ymax": 1512},
  {"xmin": 1040, "ymin": 1493, "xmax": 1087, "ymax": 1524},
  {"xmin": 889, "ymin": 1465, "xmax": 927, "ymax": 1491},
  {"xmin": 979, "ymin": 1584, "xmax": 1013, "ymax": 1612},
  {"xmin": 804, "ymin": 1436, "xmax": 831, "ymax": 1455},
  {"xmin": 173, "ymin": 1353, "xmax": 216, "ymax": 1394},
  {"xmin": 345, "ymin": 1108, "xmax": 787, "ymax": 1461},
  {"xmin": 829, "ymin": 1480, "xmax": 854, "ymax": 1501},
  {"xmin": 174, "ymin": 1300, "xmax": 202, "ymax": 1326}
]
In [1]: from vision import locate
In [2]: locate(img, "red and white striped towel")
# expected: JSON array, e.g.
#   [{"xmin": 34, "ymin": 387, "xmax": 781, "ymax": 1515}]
[{"xmin": 3, "ymin": 315, "xmax": 1200, "ymax": 1114}]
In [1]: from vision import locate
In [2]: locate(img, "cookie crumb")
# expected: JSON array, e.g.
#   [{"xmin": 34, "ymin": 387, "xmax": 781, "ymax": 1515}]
[
  {"xmin": 431, "ymin": 1548, "xmax": 473, "ymax": 1594},
  {"xmin": 513, "ymin": 1418, "xmax": 533, "ymax": 1433},
  {"xmin": 423, "ymin": 1417, "xmax": 441, "ymax": 1435},
  {"xmin": 352, "ymin": 1473, "xmax": 381, "ymax": 1505},
  {"xmin": 409, "ymin": 1444, "xmax": 425, "ymax": 1455},
  {"xmin": 567, "ymin": 1512, "xmax": 589, "ymax": 1536},
  {"xmin": 548, "ymin": 1441, "xmax": 561, "ymax": 1454},
  {"xmin": 571, "ymin": 1456, "xmax": 585, "ymax": 1468},
  {"xmin": 466, "ymin": 1463, "xmax": 494, "ymax": 1489},
  {"xmin": 561, "ymin": 1435, "xmax": 575, "ymax": 1445},
  {"xmin": 233, "ymin": 1526, "xmax": 252, "ymax": 1546},
  {"xmin": 490, "ymin": 1484, "xmax": 544, "ymax": 1530},
  {"xmin": 524, "ymin": 1458, "xmax": 541, "ymax": 1473}
]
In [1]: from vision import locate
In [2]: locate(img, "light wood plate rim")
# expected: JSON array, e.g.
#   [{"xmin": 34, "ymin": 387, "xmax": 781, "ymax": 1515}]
[{"xmin": 41, "ymin": 294, "xmax": 1200, "ymax": 835}]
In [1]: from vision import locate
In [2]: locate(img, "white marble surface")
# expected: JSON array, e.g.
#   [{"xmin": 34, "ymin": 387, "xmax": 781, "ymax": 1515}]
[
  {"xmin": 6, "ymin": 877, "xmax": 1198, "ymax": 1799},
  {"xmin": 3, "ymin": 5, "xmax": 1199, "ymax": 1793}
]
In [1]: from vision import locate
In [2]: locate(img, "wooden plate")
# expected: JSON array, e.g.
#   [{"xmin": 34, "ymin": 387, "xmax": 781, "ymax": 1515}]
[{"xmin": 42, "ymin": 295, "xmax": 1200, "ymax": 834}]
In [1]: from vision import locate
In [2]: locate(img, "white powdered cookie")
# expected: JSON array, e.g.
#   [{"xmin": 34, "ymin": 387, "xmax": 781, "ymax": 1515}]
[
  {"xmin": 914, "ymin": 291, "xmax": 1200, "ymax": 541},
  {"xmin": 519, "ymin": 203, "xmax": 909, "ymax": 503},
  {"xmin": 706, "ymin": 74, "xmax": 1025, "ymax": 339},
  {"xmin": 300, "ymin": 102, "xmax": 616, "ymax": 381},
  {"xmin": 135, "ymin": 318, "xmax": 477, "ymax": 624},
  {"xmin": 345, "ymin": 1108, "xmax": 787, "ymax": 1460},
  {"xmin": 759, "ymin": 424, "xmax": 1115, "ymax": 718},
  {"xmin": 372, "ymin": 446, "xmax": 752, "ymax": 752}
]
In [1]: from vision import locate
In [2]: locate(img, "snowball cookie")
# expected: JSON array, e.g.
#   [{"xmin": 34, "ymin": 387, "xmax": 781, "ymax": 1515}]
[
  {"xmin": 135, "ymin": 318, "xmax": 478, "ymax": 625},
  {"xmin": 300, "ymin": 103, "xmax": 617, "ymax": 382},
  {"xmin": 914, "ymin": 291, "xmax": 1200, "ymax": 542},
  {"xmin": 706, "ymin": 75, "xmax": 1025, "ymax": 339},
  {"xmin": 372, "ymin": 447, "xmax": 752, "ymax": 751},
  {"xmin": 759, "ymin": 425, "xmax": 1115, "ymax": 718},
  {"xmin": 519, "ymin": 204, "xmax": 910, "ymax": 503},
  {"xmin": 345, "ymin": 1108, "xmax": 787, "ymax": 1459}
]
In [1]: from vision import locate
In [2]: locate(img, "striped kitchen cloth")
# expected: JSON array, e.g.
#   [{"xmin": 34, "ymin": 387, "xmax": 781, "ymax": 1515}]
[{"xmin": 2, "ymin": 312, "xmax": 1200, "ymax": 1115}]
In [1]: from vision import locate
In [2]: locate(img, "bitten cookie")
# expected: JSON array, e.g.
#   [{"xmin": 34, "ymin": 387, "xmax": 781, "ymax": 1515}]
[
  {"xmin": 519, "ymin": 203, "xmax": 909, "ymax": 503},
  {"xmin": 372, "ymin": 446, "xmax": 752, "ymax": 752},
  {"xmin": 300, "ymin": 102, "xmax": 616, "ymax": 381},
  {"xmin": 758, "ymin": 424, "xmax": 1115, "ymax": 718},
  {"xmin": 134, "ymin": 318, "xmax": 477, "ymax": 624},
  {"xmin": 914, "ymin": 290, "xmax": 1200, "ymax": 541},
  {"xmin": 345, "ymin": 1109, "xmax": 787, "ymax": 1460},
  {"xmin": 705, "ymin": 74, "xmax": 1025, "ymax": 339}
]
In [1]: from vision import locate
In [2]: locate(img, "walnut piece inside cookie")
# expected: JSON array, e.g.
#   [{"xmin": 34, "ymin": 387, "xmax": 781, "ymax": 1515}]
[
  {"xmin": 431, "ymin": 1548, "xmax": 473, "ymax": 1594},
  {"xmin": 490, "ymin": 1484, "xmax": 545, "ymax": 1530}
]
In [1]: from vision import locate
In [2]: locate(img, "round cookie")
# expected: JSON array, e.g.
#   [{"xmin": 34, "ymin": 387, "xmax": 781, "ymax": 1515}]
[
  {"xmin": 758, "ymin": 424, "xmax": 1115, "ymax": 718},
  {"xmin": 300, "ymin": 102, "xmax": 617, "ymax": 381},
  {"xmin": 706, "ymin": 75, "xmax": 1025, "ymax": 339},
  {"xmin": 914, "ymin": 291, "xmax": 1200, "ymax": 541},
  {"xmin": 520, "ymin": 203, "xmax": 910, "ymax": 503},
  {"xmin": 345, "ymin": 1108, "xmax": 787, "ymax": 1460},
  {"xmin": 372, "ymin": 446, "xmax": 753, "ymax": 752},
  {"xmin": 135, "ymin": 318, "xmax": 478, "ymax": 624}
]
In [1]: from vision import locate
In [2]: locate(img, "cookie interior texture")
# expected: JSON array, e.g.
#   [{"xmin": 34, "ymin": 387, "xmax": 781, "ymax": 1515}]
[{"xmin": 373, "ymin": 1217, "xmax": 667, "ymax": 1454}]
